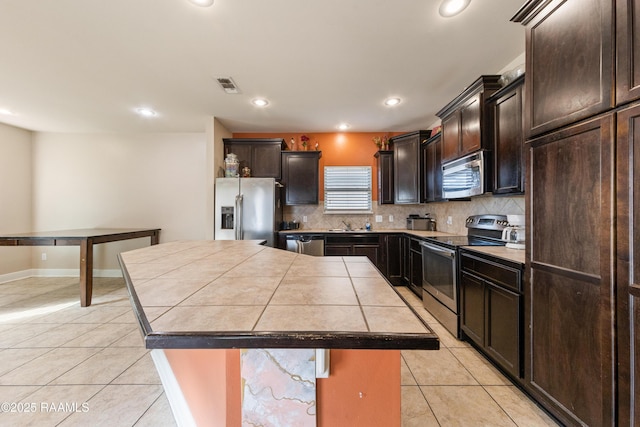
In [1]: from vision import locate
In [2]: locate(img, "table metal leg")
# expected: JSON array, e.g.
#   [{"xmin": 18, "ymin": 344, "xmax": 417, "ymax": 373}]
[{"xmin": 79, "ymin": 239, "xmax": 94, "ymax": 307}]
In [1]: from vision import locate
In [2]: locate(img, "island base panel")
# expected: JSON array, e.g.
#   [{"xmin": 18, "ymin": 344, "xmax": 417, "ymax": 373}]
[{"xmin": 161, "ymin": 348, "xmax": 400, "ymax": 426}]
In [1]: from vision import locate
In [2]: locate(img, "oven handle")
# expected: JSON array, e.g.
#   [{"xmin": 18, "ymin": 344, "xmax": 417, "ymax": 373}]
[{"xmin": 420, "ymin": 241, "xmax": 455, "ymax": 258}]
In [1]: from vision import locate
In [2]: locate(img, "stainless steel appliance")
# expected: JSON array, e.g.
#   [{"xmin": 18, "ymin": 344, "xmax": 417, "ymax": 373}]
[
  {"xmin": 421, "ymin": 214, "xmax": 507, "ymax": 337},
  {"xmin": 214, "ymin": 177, "xmax": 283, "ymax": 247},
  {"xmin": 442, "ymin": 151, "xmax": 490, "ymax": 199},
  {"xmin": 284, "ymin": 235, "xmax": 325, "ymax": 256},
  {"xmin": 406, "ymin": 214, "xmax": 437, "ymax": 231}
]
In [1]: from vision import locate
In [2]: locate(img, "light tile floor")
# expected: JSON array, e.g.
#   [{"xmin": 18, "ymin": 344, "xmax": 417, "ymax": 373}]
[{"xmin": 0, "ymin": 277, "xmax": 559, "ymax": 426}]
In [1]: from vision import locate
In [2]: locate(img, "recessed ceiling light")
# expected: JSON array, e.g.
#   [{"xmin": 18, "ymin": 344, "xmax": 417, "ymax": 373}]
[
  {"xmin": 0, "ymin": 108, "xmax": 15, "ymax": 116},
  {"xmin": 188, "ymin": 0, "xmax": 214, "ymax": 6},
  {"xmin": 135, "ymin": 108, "xmax": 157, "ymax": 117},
  {"xmin": 338, "ymin": 123, "xmax": 350, "ymax": 131},
  {"xmin": 252, "ymin": 98, "xmax": 269, "ymax": 107},
  {"xmin": 384, "ymin": 97, "xmax": 401, "ymax": 106},
  {"xmin": 439, "ymin": 0, "xmax": 471, "ymax": 17}
]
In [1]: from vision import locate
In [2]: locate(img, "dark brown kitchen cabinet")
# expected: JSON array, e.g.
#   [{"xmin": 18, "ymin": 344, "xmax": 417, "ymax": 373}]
[
  {"xmin": 422, "ymin": 133, "xmax": 443, "ymax": 202},
  {"xmin": 281, "ymin": 151, "xmax": 321, "ymax": 205},
  {"xmin": 408, "ymin": 238, "xmax": 423, "ymax": 298},
  {"xmin": 374, "ymin": 150, "xmax": 394, "ymax": 204},
  {"xmin": 223, "ymin": 138, "xmax": 285, "ymax": 179},
  {"xmin": 385, "ymin": 234, "xmax": 404, "ymax": 286},
  {"xmin": 437, "ymin": 76, "xmax": 502, "ymax": 163},
  {"xmin": 526, "ymin": 114, "xmax": 615, "ymax": 427},
  {"xmin": 617, "ymin": 0, "xmax": 640, "ymax": 106},
  {"xmin": 616, "ymin": 102, "xmax": 640, "ymax": 427},
  {"xmin": 391, "ymin": 130, "xmax": 430, "ymax": 204},
  {"xmin": 460, "ymin": 250, "xmax": 523, "ymax": 380},
  {"xmin": 324, "ymin": 234, "xmax": 382, "ymax": 268},
  {"xmin": 512, "ymin": 0, "xmax": 614, "ymax": 138},
  {"xmin": 488, "ymin": 75, "xmax": 525, "ymax": 195}
]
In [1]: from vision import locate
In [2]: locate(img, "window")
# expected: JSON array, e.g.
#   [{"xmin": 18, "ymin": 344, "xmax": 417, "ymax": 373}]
[{"xmin": 324, "ymin": 166, "xmax": 372, "ymax": 213}]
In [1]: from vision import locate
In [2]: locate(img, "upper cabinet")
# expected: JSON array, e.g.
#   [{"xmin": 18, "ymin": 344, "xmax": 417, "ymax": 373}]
[
  {"xmin": 223, "ymin": 138, "xmax": 286, "ymax": 179},
  {"xmin": 512, "ymin": 0, "xmax": 614, "ymax": 137},
  {"xmin": 422, "ymin": 133, "xmax": 444, "ymax": 203},
  {"xmin": 617, "ymin": 0, "xmax": 640, "ymax": 105},
  {"xmin": 436, "ymin": 76, "xmax": 502, "ymax": 163},
  {"xmin": 374, "ymin": 150, "xmax": 394, "ymax": 205},
  {"xmin": 487, "ymin": 75, "xmax": 525, "ymax": 195},
  {"xmin": 281, "ymin": 151, "xmax": 321, "ymax": 205},
  {"xmin": 390, "ymin": 130, "xmax": 431, "ymax": 204}
]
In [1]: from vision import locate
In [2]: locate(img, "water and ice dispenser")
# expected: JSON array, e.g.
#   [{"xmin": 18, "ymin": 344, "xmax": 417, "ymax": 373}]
[{"xmin": 220, "ymin": 206, "xmax": 234, "ymax": 229}]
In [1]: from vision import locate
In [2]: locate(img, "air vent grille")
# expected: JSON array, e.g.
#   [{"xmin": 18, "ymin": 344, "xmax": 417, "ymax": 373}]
[{"xmin": 216, "ymin": 77, "xmax": 239, "ymax": 94}]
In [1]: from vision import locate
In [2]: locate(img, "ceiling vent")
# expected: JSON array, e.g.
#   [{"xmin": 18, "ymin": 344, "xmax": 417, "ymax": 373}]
[{"xmin": 216, "ymin": 77, "xmax": 240, "ymax": 94}]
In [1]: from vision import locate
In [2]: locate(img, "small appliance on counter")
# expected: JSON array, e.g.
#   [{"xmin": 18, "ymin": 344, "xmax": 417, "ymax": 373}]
[
  {"xmin": 406, "ymin": 214, "xmax": 436, "ymax": 231},
  {"xmin": 501, "ymin": 214, "xmax": 525, "ymax": 250}
]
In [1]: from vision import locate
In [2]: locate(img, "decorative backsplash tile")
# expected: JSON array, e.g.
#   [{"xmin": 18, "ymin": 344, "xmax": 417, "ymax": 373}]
[{"xmin": 284, "ymin": 195, "xmax": 525, "ymax": 235}]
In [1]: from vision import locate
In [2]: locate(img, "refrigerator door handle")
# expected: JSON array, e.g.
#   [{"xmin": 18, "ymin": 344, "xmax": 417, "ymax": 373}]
[{"xmin": 235, "ymin": 193, "xmax": 244, "ymax": 240}]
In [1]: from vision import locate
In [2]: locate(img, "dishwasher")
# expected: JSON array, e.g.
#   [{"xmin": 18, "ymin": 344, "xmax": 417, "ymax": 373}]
[{"xmin": 284, "ymin": 235, "xmax": 325, "ymax": 256}]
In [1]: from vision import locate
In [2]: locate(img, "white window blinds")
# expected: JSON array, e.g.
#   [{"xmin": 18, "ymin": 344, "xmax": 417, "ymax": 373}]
[{"xmin": 324, "ymin": 166, "xmax": 372, "ymax": 213}]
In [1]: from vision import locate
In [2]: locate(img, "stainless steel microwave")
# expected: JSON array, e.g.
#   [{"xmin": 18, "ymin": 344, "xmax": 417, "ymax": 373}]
[{"xmin": 442, "ymin": 151, "xmax": 488, "ymax": 199}]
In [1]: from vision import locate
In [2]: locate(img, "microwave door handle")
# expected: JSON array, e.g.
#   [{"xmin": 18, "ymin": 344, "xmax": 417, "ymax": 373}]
[{"xmin": 235, "ymin": 194, "xmax": 243, "ymax": 240}]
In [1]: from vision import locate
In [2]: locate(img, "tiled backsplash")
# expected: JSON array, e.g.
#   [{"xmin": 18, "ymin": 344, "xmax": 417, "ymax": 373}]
[{"xmin": 284, "ymin": 195, "xmax": 525, "ymax": 235}]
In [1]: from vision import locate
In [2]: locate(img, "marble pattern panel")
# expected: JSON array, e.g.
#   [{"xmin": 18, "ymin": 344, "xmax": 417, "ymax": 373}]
[{"xmin": 241, "ymin": 349, "xmax": 316, "ymax": 426}]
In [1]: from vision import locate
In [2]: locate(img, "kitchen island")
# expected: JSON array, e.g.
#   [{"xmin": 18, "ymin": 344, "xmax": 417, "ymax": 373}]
[{"xmin": 118, "ymin": 239, "xmax": 439, "ymax": 427}]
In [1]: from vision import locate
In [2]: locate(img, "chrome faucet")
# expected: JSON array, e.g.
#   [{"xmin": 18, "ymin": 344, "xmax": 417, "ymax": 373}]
[{"xmin": 342, "ymin": 220, "xmax": 352, "ymax": 231}]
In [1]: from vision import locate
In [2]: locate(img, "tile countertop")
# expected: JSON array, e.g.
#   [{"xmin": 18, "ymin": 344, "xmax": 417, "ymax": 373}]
[{"xmin": 118, "ymin": 240, "xmax": 439, "ymax": 351}]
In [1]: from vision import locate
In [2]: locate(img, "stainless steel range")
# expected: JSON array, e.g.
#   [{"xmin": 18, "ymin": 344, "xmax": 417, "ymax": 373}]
[{"xmin": 420, "ymin": 214, "xmax": 508, "ymax": 337}]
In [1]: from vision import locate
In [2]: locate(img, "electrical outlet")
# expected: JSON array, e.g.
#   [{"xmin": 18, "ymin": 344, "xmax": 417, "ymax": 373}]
[
  {"xmin": 447, "ymin": 216, "xmax": 453, "ymax": 225},
  {"xmin": 389, "ymin": 215, "xmax": 394, "ymax": 222},
  {"xmin": 375, "ymin": 215, "xmax": 383, "ymax": 223},
  {"xmin": 41, "ymin": 252, "xmax": 47, "ymax": 261},
  {"xmin": 303, "ymin": 216, "xmax": 307, "ymax": 223}
]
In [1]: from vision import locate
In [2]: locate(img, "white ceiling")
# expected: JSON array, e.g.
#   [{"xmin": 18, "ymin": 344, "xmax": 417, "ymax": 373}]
[{"xmin": 0, "ymin": 0, "xmax": 525, "ymax": 134}]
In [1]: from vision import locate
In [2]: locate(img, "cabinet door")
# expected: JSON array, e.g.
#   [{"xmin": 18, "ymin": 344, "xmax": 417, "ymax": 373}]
[
  {"xmin": 324, "ymin": 245, "xmax": 351, "ymax": 256},
  {"xmin": 225, "ymin": 144, "xmax": 252, "ymax": 173},
  {"xmin": 459, "ymin": 94, "xmax": 482, "ymax": 156},
  {"xmin": 281, "ymin": 152, "xmax": 320, "ymax": 205},
  {"xmin": 515, "ymin": 0, "xmax": 613, "ymax": 137},
  {"xmin": 616, "ymin": 102, "xmax": 640, "ymax": 426},
  {"xmin": 401, "ymin": 236, "xmax": 410, "ymax": 284},
  {"xmin": 460, "ymin": 272, "xmax": 485, "ymax": 346},
  {"xmin": 385, "ymin": 234, "xmax": 403, "ymax": 285},
  {"xmin": 252, "ymin": 144, "xmax": 282, "ymax": 178},
  {"xmin": 527, "ymin": 114, "xmax": 614, "ymax": 426},
  {"xmin": 441, "ymin": 112, "xmax": 460, "ymax": 163},
  {"xmin": 486, "ymin": 284, "xmax": 521, "ymax": 379},
  {"xmin": 376, "ymin": 151, "xmax": 394, "ymax": 204},
  {"xmin": 353, "ymin": 245, "xmax": 380, "ymax": 266},
  {"xmin": 394, "ymin": 136, "xmax": 420, "ymax": 204},
  {"xmin": 616, "ymin": 0, "xmax": 640, "ymax": 105},
  {"xmin": 409, "ymin": 247, "xmax": 422, "ymax": 296},
  {"xmin": 492, "ymin": 80, "xmax": 524, "ymax": 194},
  {"xmin": 424, "ymin": 135, "xmax": 443, "ymax": 202}
]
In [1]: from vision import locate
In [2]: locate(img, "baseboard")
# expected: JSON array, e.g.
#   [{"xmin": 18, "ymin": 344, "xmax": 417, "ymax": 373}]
[{"xmin": 0, "ymin": 269, "xmax": 122, "ymax": 284}]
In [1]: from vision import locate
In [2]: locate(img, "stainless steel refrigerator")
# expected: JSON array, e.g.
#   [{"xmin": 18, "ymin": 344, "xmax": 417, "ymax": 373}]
[{"xmin": 214, "ymin": 177, "xmax": 283, "ymax": 247}]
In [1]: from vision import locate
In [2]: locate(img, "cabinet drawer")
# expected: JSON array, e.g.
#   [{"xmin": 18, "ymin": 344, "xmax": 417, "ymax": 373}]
[
  {"xmin": 410, "ymin": 238, "xmax": 422, "ymax": 252},
  {"xmin": 460, "ymin": 253, "xmax": 521, "ymax": 292},
  {"xmin": 325, "ymin": 235, "xmax": 379, "ymax": 245}
]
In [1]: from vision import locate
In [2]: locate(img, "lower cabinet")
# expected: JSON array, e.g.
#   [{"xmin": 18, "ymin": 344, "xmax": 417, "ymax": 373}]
[
  {"xmin": 459, "ymin": 250, "xmax": 523, "ymax": 380},
  {"xmin": 384, "ymin": 234, "xmax": 403, "ymax": 285},
  {"xmin": 408, "ymin": 238, "xmax": 423, "ymax": 298},
  {"xmin": 324, "ymin": 234, "xmax": 382, "ymax": 269}
]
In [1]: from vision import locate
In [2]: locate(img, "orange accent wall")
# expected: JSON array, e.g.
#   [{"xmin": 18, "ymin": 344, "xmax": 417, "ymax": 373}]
[
  {"xmin": 233, "ymin": 132, "xmax": 404, "ymax": 201},
  {"xmin": 164, "ymin": 349, "xmax": 241, "ymax": 427}
]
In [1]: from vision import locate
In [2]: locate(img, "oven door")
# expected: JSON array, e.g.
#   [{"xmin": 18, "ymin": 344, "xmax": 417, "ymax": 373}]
[{"xmin": 420, "ymin": 241, "xmax": 458, "ymax": 313}]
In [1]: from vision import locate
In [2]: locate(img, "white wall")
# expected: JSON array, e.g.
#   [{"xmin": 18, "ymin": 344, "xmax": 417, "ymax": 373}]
[
  {"xmin": 30, "ymin": 132, "xmax": 207, "ymax": 272},
  {"xmin": 0, "ymin": 123, "xmax": 33, "ymax": 278}
]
